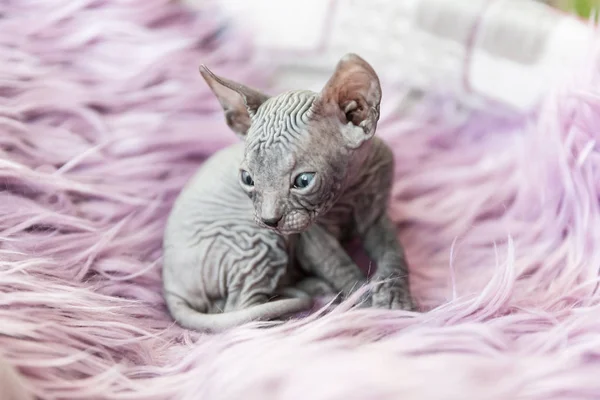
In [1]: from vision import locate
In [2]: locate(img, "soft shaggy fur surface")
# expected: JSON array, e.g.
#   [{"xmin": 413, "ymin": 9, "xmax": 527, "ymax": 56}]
[{"xmin": 3, "ymin": 1, "xmax": 600, "ymax": 399}]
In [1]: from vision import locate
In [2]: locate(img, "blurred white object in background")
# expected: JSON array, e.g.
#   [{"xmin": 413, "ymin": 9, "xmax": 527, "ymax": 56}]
[{"xmin": 185, "ymin": 0, "xmax": 596, "ymax": 115}]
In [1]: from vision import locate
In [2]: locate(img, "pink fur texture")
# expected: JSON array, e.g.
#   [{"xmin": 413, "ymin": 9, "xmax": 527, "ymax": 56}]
[{"xmin": 3, "ymin": 1, "xmax": 600, "ymax": 399}]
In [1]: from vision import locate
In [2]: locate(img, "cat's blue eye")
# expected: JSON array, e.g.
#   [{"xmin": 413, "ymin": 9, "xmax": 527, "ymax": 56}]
[
  {"xmin": 241, "ymin": 170, "xmax": 254, "ymax": 186},
  {"xmin": 293, "ymin": 172, "xmax": 315, "ymax": 189}
]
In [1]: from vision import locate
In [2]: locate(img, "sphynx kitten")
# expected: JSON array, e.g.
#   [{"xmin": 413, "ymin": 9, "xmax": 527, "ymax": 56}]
[{"xmin": 162, "ymin": 53, "xmax": 416, "ymax": 333}]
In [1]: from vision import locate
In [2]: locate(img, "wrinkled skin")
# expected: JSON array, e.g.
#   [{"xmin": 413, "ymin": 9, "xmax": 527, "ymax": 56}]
[
  {"xmin": 162, "ymin": 53, "xmax": 416, "ymax": 333},
  {"xmin": 238, "ymin": 90, "xmax": 349, "ymax": 234}
]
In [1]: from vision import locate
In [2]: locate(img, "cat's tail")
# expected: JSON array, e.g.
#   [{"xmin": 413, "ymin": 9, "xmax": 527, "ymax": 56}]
[{"xmin": 164, "ymin": 292, "xmax": 313, "ymax": 333}]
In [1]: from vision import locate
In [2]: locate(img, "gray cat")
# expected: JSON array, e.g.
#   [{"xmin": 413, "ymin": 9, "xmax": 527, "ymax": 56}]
[{"xmin": 162, "ymin": 53, "xmax": 415, "ymax": 333}]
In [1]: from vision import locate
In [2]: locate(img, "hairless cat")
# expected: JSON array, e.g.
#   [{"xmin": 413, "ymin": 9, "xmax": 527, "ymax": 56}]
[{"xmin": 162, "ymin": 53, "xmax": 416, "ymax": 333}]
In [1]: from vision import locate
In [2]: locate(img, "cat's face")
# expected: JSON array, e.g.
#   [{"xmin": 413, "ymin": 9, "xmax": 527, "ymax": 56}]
[
  {"xmin": 200, "ymin": 53, "xmax": 381, "ymax": 234},
  {"xmin": 238, "ymin": 92, "xmax": 351, "ymax": 233}
]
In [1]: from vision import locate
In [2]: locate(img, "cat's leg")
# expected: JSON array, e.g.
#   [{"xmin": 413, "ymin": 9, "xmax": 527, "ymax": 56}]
[
  {"xmin": 360, "ymin": 213, "xmax": 416, "ymax": 311},
  {"xmin": 294, "ymin": 276, "xmax": 337, "ymax": 297},
  {"xmin": 222, "ymin": 232, "xmax": 303, "ymax": 311},
  {"xmin": 296, "ymin": 224, "xmax": 367, "ymax": 298},
  {"xmin": 277, "ymin": 278, "xmax": 336, "ymax": 299}
]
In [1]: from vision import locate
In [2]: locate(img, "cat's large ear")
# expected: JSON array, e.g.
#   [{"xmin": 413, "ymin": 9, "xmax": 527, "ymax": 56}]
[
  {"xmin": 314, "ymin": 53, "xmax": 382, "ymax": 148},
  {"xmin": 200, "ymin": 65, "xmax": 270, "ymax": 138}
]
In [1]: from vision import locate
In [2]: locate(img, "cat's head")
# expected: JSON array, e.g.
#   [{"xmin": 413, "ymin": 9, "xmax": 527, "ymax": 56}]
[{"xmin": 200, "ymin": 53, "xmax": 382, "ymax": 234}]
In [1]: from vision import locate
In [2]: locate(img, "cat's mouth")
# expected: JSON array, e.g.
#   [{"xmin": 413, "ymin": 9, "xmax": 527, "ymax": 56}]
[
  {"xmin": 254, "ymin": 210, "xmax": 314, "ymax": 234},
  {"xmin": 254, "ymin": 218, "xmax": 310, "ymax": 235},
  {"xmin": 258, "ymin": 223, "xmax": 306, "ymax": 235}
]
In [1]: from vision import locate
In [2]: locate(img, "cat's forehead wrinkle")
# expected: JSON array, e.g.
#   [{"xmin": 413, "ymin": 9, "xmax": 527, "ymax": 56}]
[
  {"xmin": 249, "ymin": 142, "xmax": 296, "ymax": 174},
  {"xmin": 246, "ymin": 90, "xmax": 317, "ymax": 152}
]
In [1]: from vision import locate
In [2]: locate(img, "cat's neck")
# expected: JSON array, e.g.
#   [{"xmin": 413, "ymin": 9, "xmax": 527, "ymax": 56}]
[{"xmin": 341, "ymin": 138, "xmax": 378, "ymax": 192}]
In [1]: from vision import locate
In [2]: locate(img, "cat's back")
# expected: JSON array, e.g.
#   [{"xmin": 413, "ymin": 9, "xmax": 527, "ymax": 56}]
[
  {"xmin": 165, "ymin": 142, "xmax": 252, "ymax": 242},
  {"xmin": 182, "ymin": 142, "xmax": 245, "ymax": 198}
]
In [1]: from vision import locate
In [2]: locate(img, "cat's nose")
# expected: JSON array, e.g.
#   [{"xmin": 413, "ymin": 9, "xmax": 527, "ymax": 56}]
[{"xmin": 261, "ymin": 215, "xmax": 282, "ymax": 228}]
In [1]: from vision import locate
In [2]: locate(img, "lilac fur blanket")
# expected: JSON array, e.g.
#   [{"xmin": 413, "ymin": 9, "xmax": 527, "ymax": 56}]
[{"xmin": 3, "ymin": 1, "xmax": 600, "ymax": 399}]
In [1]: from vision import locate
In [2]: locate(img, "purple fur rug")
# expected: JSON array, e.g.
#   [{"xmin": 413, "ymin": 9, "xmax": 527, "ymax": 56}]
[{"xmin": 3, "ymin": 1, "xmax": 600, "ymax": 399}]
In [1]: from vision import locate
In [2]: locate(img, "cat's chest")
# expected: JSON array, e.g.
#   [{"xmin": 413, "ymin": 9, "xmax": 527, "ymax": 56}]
[
  {"xmin": 316, "ymin": 178, "xmax": 386, "ymax": 243},
  {"xmin": 316, "ymin": 198, "xmax": 359, "ymax": 243}
]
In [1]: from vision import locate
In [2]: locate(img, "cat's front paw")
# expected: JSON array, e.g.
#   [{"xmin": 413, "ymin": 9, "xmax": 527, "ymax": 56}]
[{"xmin": 369, "ymin": 280, "xmax": 416, "ymax": 311}]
